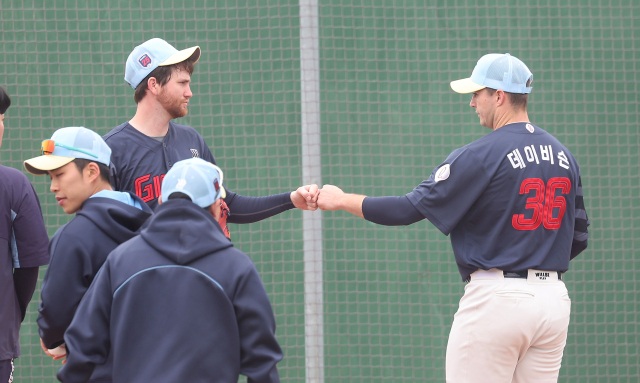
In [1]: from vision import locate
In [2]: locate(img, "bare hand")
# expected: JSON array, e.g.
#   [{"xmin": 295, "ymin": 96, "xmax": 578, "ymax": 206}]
[
  {"xmin": 41, "ymin": 338, "xmax": 67, "ymax": 361},
  {"xmin": 317, "ymin": 184, "xmax": 345, "ymax": 211},
  {"xmin": 291, "ymin": 184, "xmax": 319, "ymax": 211}
]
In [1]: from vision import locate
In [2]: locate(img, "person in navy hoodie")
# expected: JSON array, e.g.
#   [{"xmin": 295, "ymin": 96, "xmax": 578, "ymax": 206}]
[
  {"xmin": 58, "ymin": 158, "xmax": 282, "ymax": 383},
  {"xmin": 0, "ymin": 86, "xmax": 50, "ymax": 383},
  {"xmin": 23, "ymin": 127, "xmax": 152, "ymax": 383}
]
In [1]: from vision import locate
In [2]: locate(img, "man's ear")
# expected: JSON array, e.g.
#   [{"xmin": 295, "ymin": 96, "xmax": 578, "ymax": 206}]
[
  {"xmin": 147, "ymin": 77, "xmax": 160, "ymax": 96},
  {"xmin": 84, "ymin": 162, "xmax": 101, "ymax": 183},
  {"xmin": 495, "ymin": 89, "xmax": 507, "ymax": 107}
]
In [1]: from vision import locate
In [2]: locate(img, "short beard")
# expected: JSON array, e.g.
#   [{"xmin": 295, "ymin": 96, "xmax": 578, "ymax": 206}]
[{"xmin": 158, "ymin": 91, "xmax": 188, "ymax": 119}]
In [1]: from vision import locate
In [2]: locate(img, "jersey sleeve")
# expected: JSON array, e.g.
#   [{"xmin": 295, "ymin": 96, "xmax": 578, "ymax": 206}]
[
  {"xmin": 225, "ymin": 192, "xmax": 294, "ymax": 224},
  {"xmin": 406, "ymin": 148, "xmax": 491, "ymax": 236},
  {"xmin": 362, "ymin": 196, "xmax": 426, "ymax": 226},
  {"xmin": 570, "ymin": 173, "xmax": 589, "ymax": 259},
  {"xmin": 11, "ymin": 174, "xmax": 50, "ymax": 268}
]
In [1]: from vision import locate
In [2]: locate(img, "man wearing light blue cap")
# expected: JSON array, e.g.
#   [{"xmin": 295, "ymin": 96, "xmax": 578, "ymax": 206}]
[
  {"xmin": 59, "ymin": 158, "xmax": 282, "ymax": 383},
  {"xmin": 104, "ymin": 37, "xmax": 319, "ymax": 240},
  {"xmin": 24, "ymin": 127, "xmax": 152, "ymax": 382},
  {"xmin": 317, "ymin": 53, "xmax": 589, "ymax": 382}
]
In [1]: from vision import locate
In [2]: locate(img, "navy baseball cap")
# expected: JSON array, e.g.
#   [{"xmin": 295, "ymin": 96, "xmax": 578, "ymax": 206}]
[
  {"xmin": 161, "ymin": 158, "xmax": 226, "ymax": 208},
  {"xmin": 450, "ymin": 53, "xmax": 533, "ymax": 94},
  {"xmin": 125, "ymin": 38, "xmax": 201, "ymax": 89},
  {"xmin": 24, "ymin": 127, "xmax": 111, "ymax": 175}
]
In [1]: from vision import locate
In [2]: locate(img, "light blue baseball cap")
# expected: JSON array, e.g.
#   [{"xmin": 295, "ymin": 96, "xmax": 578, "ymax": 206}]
[
  {"xmin": 450, "ymin": 53, "xmax": 533, "ymax": 94},
  {"xmin": 125, "ymin": 38, "xmax": 201, "ymax": 89},
  {"xmin": 161, "ymin": 158, "xmax": 226, "ymax": 208},
  {"xmin": 24, "ymin": 127, "xmax": 111, "ymax": 175}
]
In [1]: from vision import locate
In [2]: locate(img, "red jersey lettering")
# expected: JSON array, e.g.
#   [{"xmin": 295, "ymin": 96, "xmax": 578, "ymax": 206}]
[{"xmin": 513, "ymin": 177, "xmax": 571, "ymax": 231}]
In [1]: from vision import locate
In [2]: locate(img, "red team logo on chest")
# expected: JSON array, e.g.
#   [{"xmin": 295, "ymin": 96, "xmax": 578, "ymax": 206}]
[{"xmin": 135, "ymin": 174, "xmax": 165, "ymax": 202}]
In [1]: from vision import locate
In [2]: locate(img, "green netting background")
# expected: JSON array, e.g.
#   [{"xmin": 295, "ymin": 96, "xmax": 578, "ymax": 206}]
[{"xmin": 1, "ymin": 0, "xmax": 638, "ymax": 382}]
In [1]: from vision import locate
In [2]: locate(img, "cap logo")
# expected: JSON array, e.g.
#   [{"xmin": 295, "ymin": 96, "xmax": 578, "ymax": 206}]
[
  {"xmin": 213, "ymin": 178, "xmax": 220, "ymax": 192},
  {"xmin": 138, "ymin": 53, "xmax": 152, "ymax": 68},
  {"xmin": 435, "ymin": 164, "xmax": 450, "ymax": 182},
  {"xmin": 176, "ymin": 179, "xmax": 187, "ymax": 190},
  {"xmin": 526, "ymin": 124, "xmax": 535, "ymax": 133}
]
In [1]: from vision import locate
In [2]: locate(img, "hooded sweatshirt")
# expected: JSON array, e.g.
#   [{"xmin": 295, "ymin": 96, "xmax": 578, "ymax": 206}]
[
  {"xmin": 57, "ymin": 199, "xmax": 283, "ymax": 383},
  {"xmin": 38, "ymin": 194, "xmax": 152, "ymax": 382}
]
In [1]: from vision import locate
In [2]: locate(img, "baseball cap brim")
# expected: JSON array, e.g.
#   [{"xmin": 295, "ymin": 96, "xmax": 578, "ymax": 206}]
[
  {"xmin": 450, "ymin": 78, "xmax": 486, "ymax": 94},
  {"xmin": 159, "ymin": 46, "xmax": 201, "ymax": 67},
  {"xmin": 24, "ymin": 155, "xmax": 75, "ymax": 176}
]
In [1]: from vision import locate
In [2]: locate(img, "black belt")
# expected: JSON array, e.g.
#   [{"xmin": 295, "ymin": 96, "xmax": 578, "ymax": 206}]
[
  {"xmin": 503, "ymin": 270, "xmax": 562, "ymax": 280},
  {"xmin": 503, "ymin": 271, "xmax": 528, "ymax": 279}
]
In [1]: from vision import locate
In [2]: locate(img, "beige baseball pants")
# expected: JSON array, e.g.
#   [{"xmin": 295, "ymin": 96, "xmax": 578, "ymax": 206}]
[{"xmin": 446, "ymin": 269, "xmax": 571, "ymax": 383}]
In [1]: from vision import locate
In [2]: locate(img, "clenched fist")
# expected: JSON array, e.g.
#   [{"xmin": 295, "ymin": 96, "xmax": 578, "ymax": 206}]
[{"xmin": 317, "ymin": 184, "xmax": 345, "ymax": 211}]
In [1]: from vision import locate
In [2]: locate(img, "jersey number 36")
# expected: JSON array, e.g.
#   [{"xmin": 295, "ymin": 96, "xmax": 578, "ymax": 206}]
[{"xmin": 512, "ymin": 177, "xmax": 572, "ymax": 231}]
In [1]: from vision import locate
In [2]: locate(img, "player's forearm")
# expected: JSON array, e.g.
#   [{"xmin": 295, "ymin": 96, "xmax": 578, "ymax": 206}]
[
  {"xmin": 336, "ymin": 194, "xmax": 366, "ymax": 218},
  {"xmin": 38, "ymin": 283, "xmax": 86, "ymax": 348},
  {"xmin": 224, "ymin": 191, "xmax": 294, "ymax": 224},
  {"xmin": 570, "ymin": 238, "xmax": 588, "ymax": 260}
]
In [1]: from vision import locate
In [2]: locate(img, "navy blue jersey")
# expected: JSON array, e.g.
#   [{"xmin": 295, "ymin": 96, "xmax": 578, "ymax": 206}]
[
  {"xmin": 104, "ymin": 122, "xmax": 295, "ymax": 223},
  {"xmin": 104, "ymin": 122, "xmax": 215, "ymax": 209},
  {"xmin": 406, "ymin": 122, "xmax": 589, "ymax": 281}
]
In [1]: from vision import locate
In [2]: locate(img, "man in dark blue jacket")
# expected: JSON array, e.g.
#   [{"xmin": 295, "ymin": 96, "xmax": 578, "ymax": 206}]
[
  {"xmin": 58, "ymin": 158, "xmax": 282, "ymax": 383},
  {"xmin": 24, "ymin": 127, "xmax": 152, "ymax": 382},
  {"xmin": 0, "ymin": 86, "xmax": 50, "ymax": 383}
]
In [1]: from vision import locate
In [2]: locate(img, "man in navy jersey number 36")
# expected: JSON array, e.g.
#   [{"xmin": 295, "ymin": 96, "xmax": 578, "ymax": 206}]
[{"xmin": 317, "ymin": 53, "xmax": 590, "ymax": 382}]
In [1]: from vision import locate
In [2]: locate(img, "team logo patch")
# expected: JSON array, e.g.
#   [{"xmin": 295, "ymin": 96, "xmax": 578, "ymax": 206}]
[
  {"xmin": 526, "ymin": 124, "xmax": 535, "ymax": 133},
  {"xmin": 176, "ymin": 179, "xmax": 187, "ymax": 190},
  {"xmin": 435, "ymin": 164, "xmax": 450, "ymax": 182},
  {"xmin": 213, "ymin": 178, "xmax": 220, "ymax": 193},
  {"xmin": 190, "ymin": 149, "xmax": 199, "ymax": 158},
  {"xmin": 138, "ymin": 53, "xmax": 152, "ymax": 68}
]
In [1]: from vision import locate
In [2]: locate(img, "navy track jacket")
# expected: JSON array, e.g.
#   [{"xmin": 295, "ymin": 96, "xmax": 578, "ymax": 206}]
[
  {"xmin": 58, "ymin": 199, "xmax": 283, "ymax": 383},
  {"xmin": 38, "ymin": 195, "xmax": 152, "ymax": 382}
]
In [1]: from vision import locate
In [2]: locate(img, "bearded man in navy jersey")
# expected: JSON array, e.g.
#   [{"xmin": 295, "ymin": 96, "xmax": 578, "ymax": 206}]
[{"xmin": 104, "ymin": 38, "xmax": 319, "ymax": 238}]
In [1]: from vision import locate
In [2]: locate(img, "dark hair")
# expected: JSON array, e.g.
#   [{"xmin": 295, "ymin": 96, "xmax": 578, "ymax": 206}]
[
  {"xmin": 167, "ymin": 192, "xmax": 212, "ymax": 210},
  {"xmin": 72, "ymin": 159, "xmax": 111, "ymax": 184},
  {"xmin": 133, "ymin": 59, "xmax": 196, "ymax": 104},
  {"xmin": 167, "ymin": 192, "xmax": 192, "ymax": 201},
  {"xmin": 0, "ymin": 86, "xmax": 11, "ymax": 114},
  {"xmin": 485, "ymin": 88, "xmax": 529, "ymax": 110}
]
